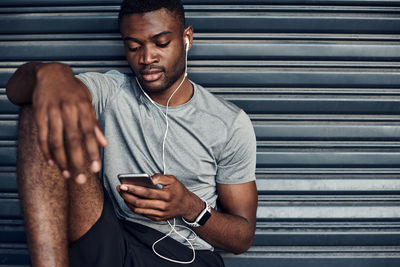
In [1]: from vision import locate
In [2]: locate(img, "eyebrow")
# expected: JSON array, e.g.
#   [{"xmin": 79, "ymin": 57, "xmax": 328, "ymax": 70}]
[{"xmin": 123, "ymin": 31, "xmax": 173, "ymax": 44}]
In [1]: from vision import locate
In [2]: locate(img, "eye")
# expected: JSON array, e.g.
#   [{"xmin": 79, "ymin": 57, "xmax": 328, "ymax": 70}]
[
  {"xmin": 128, "ymin": 46, "xmax": 140, "ymax": 52},
  {"xmin": 156, "ymin": 41, "xmax": 171, "ymax": 48}
]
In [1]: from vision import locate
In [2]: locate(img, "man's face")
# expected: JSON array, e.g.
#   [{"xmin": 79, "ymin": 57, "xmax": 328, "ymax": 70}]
[{"xmin": 120, "ymin": 9, "xmax": 187, "ymax": 94}]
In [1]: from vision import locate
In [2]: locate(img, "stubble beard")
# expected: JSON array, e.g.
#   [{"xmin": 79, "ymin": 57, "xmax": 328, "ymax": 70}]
[{"xmin": 133, "ymin": 52, "xmax": 186, "ymax": 94}]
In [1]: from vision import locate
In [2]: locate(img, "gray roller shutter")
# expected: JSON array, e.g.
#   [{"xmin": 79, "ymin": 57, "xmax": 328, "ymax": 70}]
[{"xmin": 0, "ymin": 1, "xmax": 400, "ymax": 266}]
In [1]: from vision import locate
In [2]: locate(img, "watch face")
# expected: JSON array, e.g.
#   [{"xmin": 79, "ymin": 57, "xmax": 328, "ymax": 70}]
[
  {"xmin": 182, "ymin": 199, "xmax": 211, "ymax": 227},
  {"xmin": 198, "ymin": 210, "xmax": 211, "ymax": 225}
]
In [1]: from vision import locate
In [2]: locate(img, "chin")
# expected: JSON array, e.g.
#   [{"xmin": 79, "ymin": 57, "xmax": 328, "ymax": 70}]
[{"xmin": 140, "ymin": 81, "xmax": 168, "ymax": 94}]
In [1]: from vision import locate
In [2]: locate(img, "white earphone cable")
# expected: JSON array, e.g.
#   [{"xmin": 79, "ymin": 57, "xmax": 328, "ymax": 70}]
[{"xmin": 136, "ymin": 40, "xmax": 197, "ymax": 264}]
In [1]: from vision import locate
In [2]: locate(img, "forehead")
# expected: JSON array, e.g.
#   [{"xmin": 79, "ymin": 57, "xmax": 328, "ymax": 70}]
[{"xmin": 120, "ymin": 8, "xmax": 182, "ymax": 38}]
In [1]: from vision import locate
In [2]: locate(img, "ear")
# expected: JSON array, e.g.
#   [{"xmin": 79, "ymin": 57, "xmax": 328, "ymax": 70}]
[{"xmin": 183, "ymin": 25, "xmax": 194, "ymax": 51}]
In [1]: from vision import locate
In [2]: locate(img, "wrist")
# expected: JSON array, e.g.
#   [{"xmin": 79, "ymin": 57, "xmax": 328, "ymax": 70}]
[
  {"xmin": 182, "ymin": 198, "xmax": 212, "ymax": 228},
  {"xmin": 35, "ymin": 62, "xmax": 72, "ymax": 82},
  {"xmin": 33, "ymin": 62, "xmax": 46, "ymax": 75},
  {"xmin": 182, "ymin": 194, "xmax": 206, "ymax": 222}
]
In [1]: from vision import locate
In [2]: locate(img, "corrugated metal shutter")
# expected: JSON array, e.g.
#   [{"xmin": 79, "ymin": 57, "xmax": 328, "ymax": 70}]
[{"xmin": 1, "ymin": 0, "xmax": 400, "ymax": 266}]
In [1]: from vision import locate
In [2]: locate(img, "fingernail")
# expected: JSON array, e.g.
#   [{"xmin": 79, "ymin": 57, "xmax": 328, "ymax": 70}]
[
  {"xmin": 62, "ymin": 170, "xmax": 71, "ymax": 178},
  {"xmin": 90, "ymin": 161, "xmax": 100, "ymax": 173},
  {"xmin": 76, "ymin": 174, "xmax": 86, "ymax": 184},
  {"xmin": 48, "ymin": 160, "xmax": 54, "ymax": 166},
  {"xmin": 120, "ymin": 185, "xmax": 128, "ymax": 191}
]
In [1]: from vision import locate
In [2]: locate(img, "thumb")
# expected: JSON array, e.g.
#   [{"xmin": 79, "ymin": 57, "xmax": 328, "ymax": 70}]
[
  {"xmin": 151, "ymin": 174, "xmax": 174, "ymax": 185},
  {"xmin": 94, "ymin": 125, "xmax": 108, "ymax": 147}
]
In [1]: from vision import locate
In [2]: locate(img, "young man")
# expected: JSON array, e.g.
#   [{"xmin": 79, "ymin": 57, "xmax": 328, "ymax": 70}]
[{"xmin": 6, "ymin": 0, "xmax": 257, "ymax": 266}]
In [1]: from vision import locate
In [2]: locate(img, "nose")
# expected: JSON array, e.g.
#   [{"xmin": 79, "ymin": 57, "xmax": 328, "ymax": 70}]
[{"xmin": 139, "ymin": 45, "xmax": 158, "ymax": 65}]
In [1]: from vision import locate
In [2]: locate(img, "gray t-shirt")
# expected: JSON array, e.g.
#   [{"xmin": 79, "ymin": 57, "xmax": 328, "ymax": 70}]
[{"xmin": 77, "ymin": 70, "xmax": 256, "ymax": 250}]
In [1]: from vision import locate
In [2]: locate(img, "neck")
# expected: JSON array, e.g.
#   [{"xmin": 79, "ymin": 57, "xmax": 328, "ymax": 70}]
[{"xmin": 144, "ymin": 75, "xmax": 193, "ymax": 107}]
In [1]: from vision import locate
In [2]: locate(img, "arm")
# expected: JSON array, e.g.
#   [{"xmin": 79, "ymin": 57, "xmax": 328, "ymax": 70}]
[
  {"xmin": 6, "ymin": 62, "xmax": 107, "ymax": 182},
  {"xmin": 187, "ymin": 181, "xmax": 257, "ymax": 253},
  {"xmin": 118, "ymin": 175, "xmax": 257, "ymax": 254}
]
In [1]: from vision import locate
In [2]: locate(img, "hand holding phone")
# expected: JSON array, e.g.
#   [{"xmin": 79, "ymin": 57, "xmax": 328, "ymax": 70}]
[{"xmin": 118, "ymin": 173, "xmax": 163, "ymax": 189}]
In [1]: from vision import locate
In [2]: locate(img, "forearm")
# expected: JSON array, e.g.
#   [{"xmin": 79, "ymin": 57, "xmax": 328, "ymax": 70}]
[
  {"xmin": 181, "ymin": 182, "xmax": 257, "ymax": 254},
  {"xmin": 6, "ymin": 62, "xmax": 77, "ymax": 106},
  {"xmin": 192, "ymin": 208, "xmax": 255, "ymax": 254}
]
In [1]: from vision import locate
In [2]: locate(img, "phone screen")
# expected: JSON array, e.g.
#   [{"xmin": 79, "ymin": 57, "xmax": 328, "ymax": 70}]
[{"xmin": 117, "ymin": 173, "xmax": 162, "ymax": 189}]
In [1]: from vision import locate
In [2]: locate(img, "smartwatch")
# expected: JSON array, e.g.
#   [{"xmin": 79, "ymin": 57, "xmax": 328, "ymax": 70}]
[{"xmin": 182, "ymin": 198, "xmax": 211, "ymax": 228}]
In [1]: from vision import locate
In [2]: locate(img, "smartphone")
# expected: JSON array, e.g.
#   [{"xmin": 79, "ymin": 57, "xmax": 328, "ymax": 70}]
[{"xmin": 118, "ymin": 173, "xmax": 161, "ymax": 189}]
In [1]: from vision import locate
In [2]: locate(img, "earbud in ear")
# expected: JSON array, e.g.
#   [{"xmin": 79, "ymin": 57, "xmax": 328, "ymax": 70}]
[{"xmin": 185, "ymin": 38, "xmax": 189, "ymax": 52}]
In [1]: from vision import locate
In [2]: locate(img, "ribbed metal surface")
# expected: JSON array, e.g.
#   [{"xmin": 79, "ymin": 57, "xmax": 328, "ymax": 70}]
[{"xmin": 1, "ymin": 0, "xmax": 400, "ymax": 266}]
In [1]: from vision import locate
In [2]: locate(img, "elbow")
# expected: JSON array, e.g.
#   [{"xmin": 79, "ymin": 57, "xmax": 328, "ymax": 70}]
[
  {"xmin": 229, "ymin": 217, "xmax": 256, "ymax": 254},
  {"xmin": 231, "ymin": 233, "xmax": 254, "ymax": 255},
  {"xmin": 232, "ymin": 243, "xmax": 252, "ymax": 255}
]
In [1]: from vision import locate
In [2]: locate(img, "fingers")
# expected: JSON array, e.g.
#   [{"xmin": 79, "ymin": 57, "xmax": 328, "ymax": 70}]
[
  {"xmin": 89, "ymin": 104, "xmax": 107, "ymax": 148},
  {"xmin": 78, "ymin": 102, "xmax": 104, "ymax": 173},
  {"xmin": 62, "ymin": 103, "xmax": 88, "ymax": 183},
  {"xmin": 117, "ymin": 174, "xmax": 191, "ymax": 221},
  {"xmin": 34, "ymin": 100, "xmax": 105, "ymax": 183},
  {"xmin": 123, "ymin": 193, "xmax": 168, "ymax": 212},
  {"xmin": 30, "ymin": 64, "xmax": 103, "ymax": 183},
  {"xmin": 120, "ymin": 184, "xmax": 169, "ymax": 201},
  {"xmin": 48, "ymin": 106, "xmax": 68, "ymax": 172},
  {"xmin": 132, "ymin": 209, "xmax": 166, "ymax": 221},
  {"xmin": 35, "ymin": 106, "xmax": 52, "ymax": 165},
  {"xmin": 118, "ymin": 186, "xmax": 169, "ymax": 221},
  {"xmin": 94, "ymin": 125, "xmax": 108, "ymax": 147}
]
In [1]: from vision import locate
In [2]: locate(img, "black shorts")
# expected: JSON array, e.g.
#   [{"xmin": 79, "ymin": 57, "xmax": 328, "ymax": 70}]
[{"xmin": 68, "ymin": 194, "xmax": 225, "ymax": 267}]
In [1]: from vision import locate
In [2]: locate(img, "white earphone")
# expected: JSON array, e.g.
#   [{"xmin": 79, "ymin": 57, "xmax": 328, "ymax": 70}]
[{"xmin": 135, "ymin": 36, "xmax": 197, "ymax": 264}]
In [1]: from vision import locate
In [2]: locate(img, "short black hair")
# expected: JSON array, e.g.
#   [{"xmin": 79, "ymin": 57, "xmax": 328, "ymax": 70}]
[{"xmin": 118, "ymin": 0, "xmax": 185, "ymax": 29}]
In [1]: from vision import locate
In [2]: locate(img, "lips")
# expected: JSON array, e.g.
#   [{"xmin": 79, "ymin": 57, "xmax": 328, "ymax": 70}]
[{"xmin": 140, "ymin": 69, "xmax": 163, "ymax": 82}]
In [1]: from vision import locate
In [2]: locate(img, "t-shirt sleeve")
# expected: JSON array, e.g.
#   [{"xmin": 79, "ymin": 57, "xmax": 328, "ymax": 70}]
[
  {"xmin": 75, "ymin": 70, "xmax": 125, "ymax": 117},
  {"xmin": 215, "ymin": 110, "xmax": 257, "ymax": 184}
]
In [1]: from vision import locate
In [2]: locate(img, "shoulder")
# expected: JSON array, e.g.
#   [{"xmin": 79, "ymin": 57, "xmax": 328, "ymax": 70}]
[
  {"xmin": 75, "ymin": 70, "xmax": 136, "ymax": 116},
  {"xmin": 193, "ymin": 82, "xmax": 249, "ymax": 128},
  {"xmin": 76, "ymin": 70, "xmax": 129, "ymax": 89}
]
